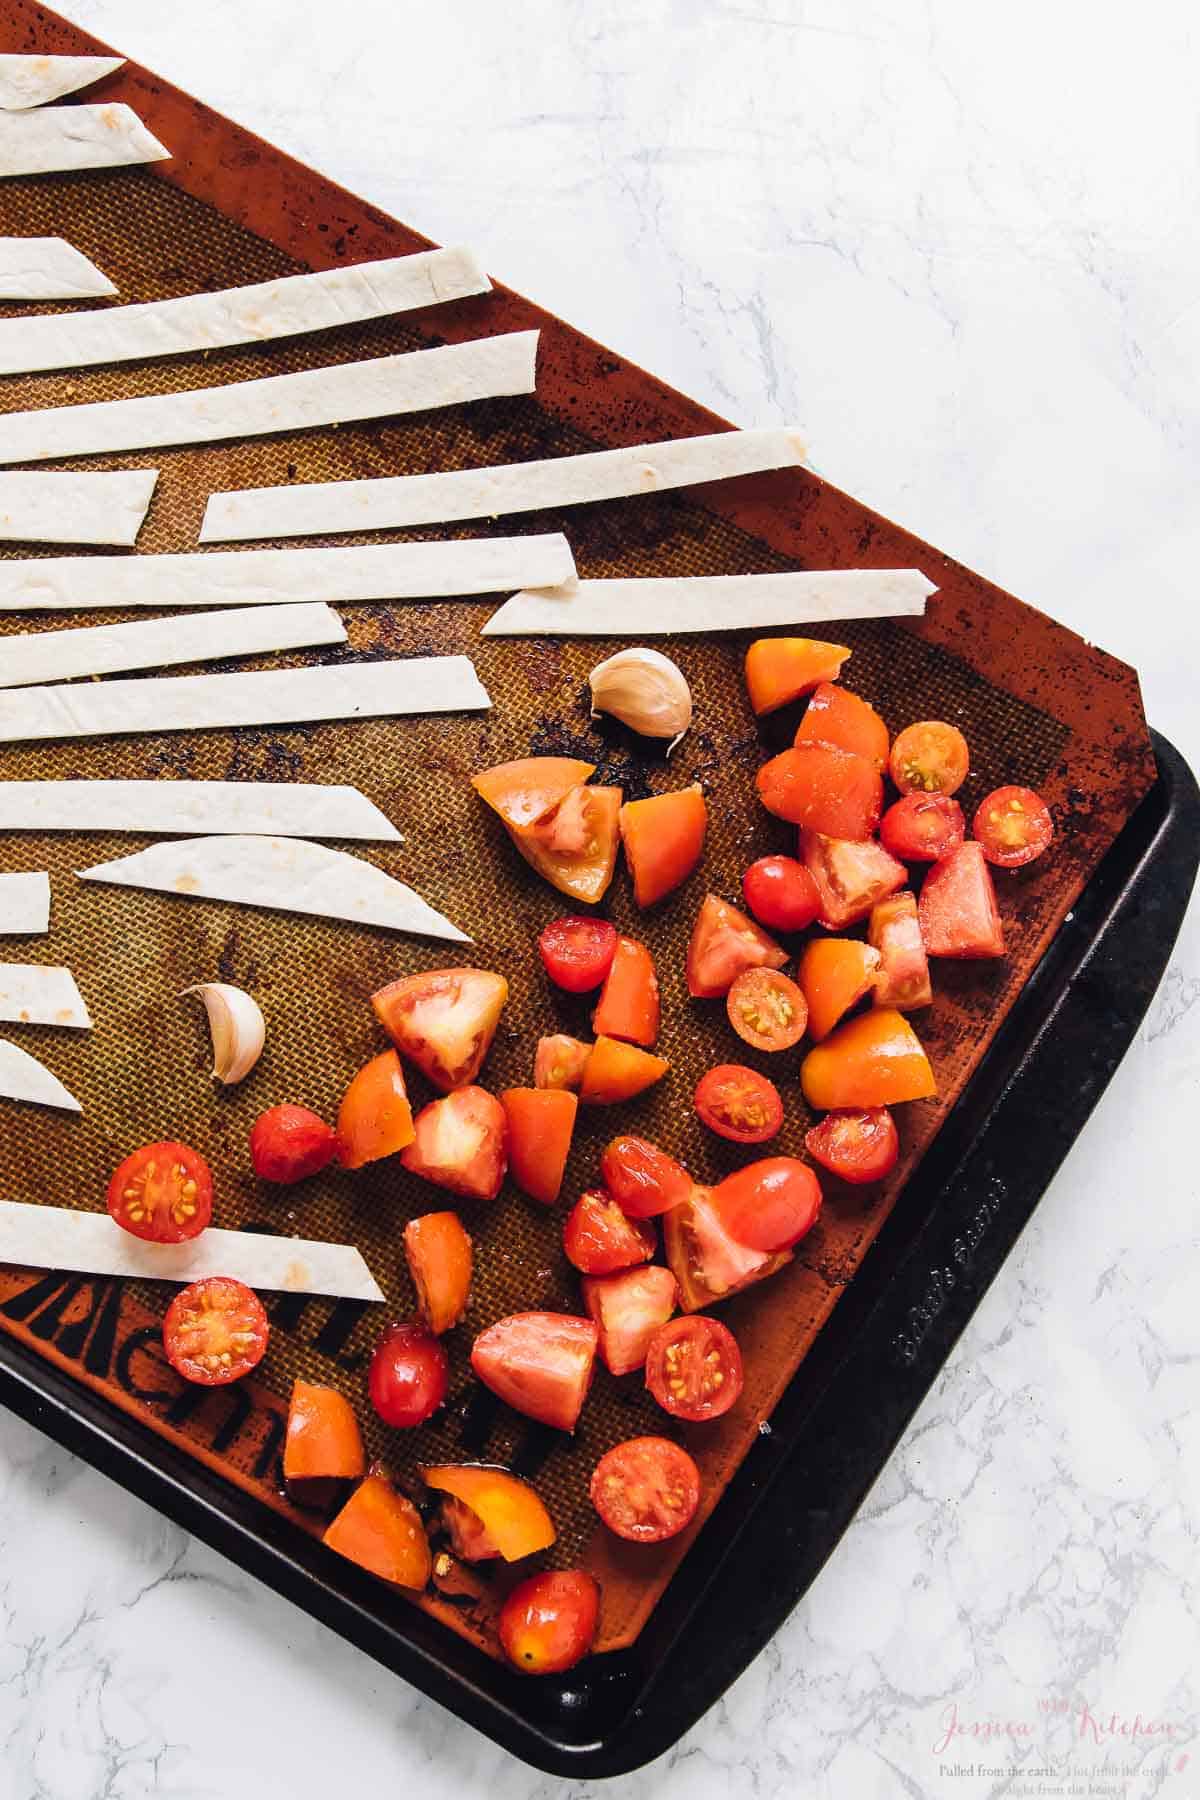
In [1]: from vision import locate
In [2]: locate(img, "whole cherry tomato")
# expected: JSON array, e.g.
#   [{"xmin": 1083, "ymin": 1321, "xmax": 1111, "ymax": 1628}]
[
  {"xmin": 600, "ymin": 1135, "xmax": 691, "ymax": 1219},
  {"xmin": 368, "ymin": 1321, "xmax": 449, "ymax": 1428},
  {"xmin": 250, "ymin": 1105, "xmax": 337, "ymax": 1184},
  {"xmin": 498, "ymin": 1569, "xmax": 600, "ymax": 1674},
  {"xmin": 741, "ymin": 854, "xmax": 821, "ymax": 932}
]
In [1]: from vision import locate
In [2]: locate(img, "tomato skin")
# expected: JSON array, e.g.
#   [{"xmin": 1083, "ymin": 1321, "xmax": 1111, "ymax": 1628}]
[
  {"xmin": 590, "ymin": 1436, "xmax": 701, "ymax": 1543},
  {"xmin": 250, "ymin": 1105, "xmax": 337, "ymax": 1184},
  {"xmin": 645, "ymin": 1316, "xmax": 743, "ymax": 1421},
  {"xmin": 162, "ymin": 1276, "xmax": 268, "ymax": 1386},
  {"xmin": 336, "ymin": 1050, "xmax": 415, "ymax": 1171},
  {"xmin": 500, "ymin": 1088, "xmax": 577, "ymax": 1206},
  {"xmin": 757, "ymin": 743, "xmax": 883, "ymax": 841},
  {"xmin": 368, "ymin": 1321, "xmax": 449, "ymax": 1428},
  {"xmin": 744, "ymin": 637, "xmax": 851, "ymax": 715},
  {"xmin": 591, "ymin": 935, "xmax": 660, "ymax": 1047},
  {"xmin": 534, "ymin": 1034, "xmax": 591, "ymax": 1091},
  {"xmin": 710, "ymin": 1157, "xmax": 823, "ymax": 1253},
  {"xmin": 725, "ymin": 967, "xmax": 808, "ymax": 1052},
  {"xmin": 582, "ymin": 1265, "xmax": 677, "ymax": 1376},
  {"xmin": 498, "ymin": 1569, "xmax": 600, "ymax": 1675},
  {"xmin": 471, "ymin": 1312, "xmax": 598, "ymax": 1431},
  {"xmin": 805, "ymin": 1107, "xmax": 899, "ymax": 1184},
  {"xmin": 868, "ymin": 891, "xmax": 932, "ymax": 1011},
  {"xmin": 619, "ymin": 785, "xmax": 708, "ymax": 907},
  {"xmin": 741, "ymin": 854, "xmax": 821, "ymax": 932},
  {"xmin": 973, "ymin": 786, "xmax": 1054, "ymax": 868},
  {"xmin": 918, "ymin": 841, "xmax": 1005, "ymax": 959},
  {"xmin": 889, "ymin": 721, "xmax": 970, "ymax": 797},
  {"xmin": 880, "ymin": 793, "xmax": 966, "ymax": 862},
  {"xmin": 107, "ymin": 1141, "xmax": 213, "ymax": 1244},
  {"xmin": 537, "ymin": 916, "xmax": 617, "ymax": 992},
  {"xmin": 797, "ymin": 937, "xmax": 880, "ymax": 1041},
  {"xmin": 663, "ymin": 1185, "xmax": 791, "ymax": 1311},
  {"xmin": 694, "ymin": 1064, "xmax": 783, "ymax": 1144},
  {"xmin": 400, "ymin": 1085, "xmax": 508, "ymax": 1201},
  {"xmin": 578, "ymin": 1036, "xmax": 669, "ymax": 1105},
  {"xmin": 324, "ymin": 1472, "xmax": 432, "ymax": 1590},
  {"xmin": 472, "ymin": 756, "xmax": 595, "ymax": 830},
  {"xmin": 562, "ymin": 1189, "xmax": 656, "ymax": 1275},
  {"xmin": 285, "ymin": 1379, "xmax": 365, "ymax": 1483},
  {"xmin": 795, "ymin": 682, "xmax": 890, "ymax": 770},
  {"xmin": 422, "ymin": 1464, "xmax": 556, "ymax": 1562},
  {"xmin": 600, "ymin": 1135, "xmax": 692, "ymax": 1219},
  {"xmin": 371, "ymin": 968, "xmax": 508, "ymax": 1093},
  {"xmin": 798, "ymin": 830, "xmax": 907, "ymax": 929},
  {"xmin": 686, "ymin": 892, "xmax": 787, "ymax": 999},
  {"xmin": 801, "ymin": 1007, "xmax": 937, "ymax": 1109},
  {"xmin": 403, "ymin": 1211, "xmax": 473, "ymax": 1334}
]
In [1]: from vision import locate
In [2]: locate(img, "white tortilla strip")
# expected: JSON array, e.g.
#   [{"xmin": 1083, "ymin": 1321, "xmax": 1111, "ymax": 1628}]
[
  {"xmin": 0, "ymin": 54, "xmax": 124, "ymax": 110},
  {"xmin": 483, "ymin": 569, "xmax": 937, "ymax": 636},
  {"xmin": 0, "ymin": 965, "xmax": 90, "ymax": 1030},
  {"xmin": 0, "ymin": 331, "xmax": 538, "ymax": 465},
  {"xmin": 0, "ymin": 654, "xmax": 488, "ymax": 743},
  {"xmin": 0, "ymin": 533, "xmax": 576, "ymax": 611},
  {"xmin": 78, "ymin": 834, "xmax": 470, "ymax": 942},
  {"xmin": 0, "ymin": 104, "xmax": 170, "ymax": 179},
  {"xmin": 0, "ymin": 873, "xmax": 50, "ymax": 934},
  {"xmin": 200, "ymin": 426, "xmax": 808, "ymax": 542},
  {"xmin": 0, "ymin": 469, "xmax": 156, "ymax": 546},
  {"xmin": 0, "ymin": 780, "xmax": 399, "ymax": 842},
  {"xmin": 0, "ymin": 247, "xmax": 489, "ymax": 376},
  {"xmin": 0, "ymin": 1041, "xmax": 79, "ymax": 1111},
  {"xmin": 0, "ymin": 237, "xmax": 116, "ymax": 300},
  {"xmin": 0, "ymin": 1202, "xmax": 385, "ymax": 1300},
  {"xmin": 0, "ymin": 601, "xmax": 347, "ymax": 688}
]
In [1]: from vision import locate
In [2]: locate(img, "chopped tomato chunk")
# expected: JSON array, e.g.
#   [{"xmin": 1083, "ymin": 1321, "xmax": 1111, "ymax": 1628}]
[
  {"xmin": 686, "ymin": 892, "xmax": 787, "ymax": 998},
  {"xmin": 400, "ymin": 1086, "xmax": 508, "ymax": 1201},
  {"xmin": 499, "ymin": 1087, "xmax": 577, "ymax": 1206},
  {"xmin": 471, "ymin": 755, "xmax": 595, "ymax": 830},
  {"xmin": 250, "ymin": 1105, "xmax": 337, "ymax": 1185},
  {"xmin": 757, "ymin": 742, "xmax": 883, "ymax": 841},
  {"xmin": 798, "ymin": 830, "xmax": 907, "ymax": 929},
  {"xmin": 744, "ymin": 637, "xmax": 851, "ymax": 715},
  {"xmin": 798, "ymin": 937, "xmax": 880, "ymax": 1041},
  {"xmin": 422, "ymin": 1465, "xmax": 556, "ymax": 1562},
  {"xmin": 801, "ymin": 1008, "xmax": 937, "ymax": 1109},
  {"xmin": 619, "ymin": 785, "xmax": 708, "ymax": 907},
  {"xmin": 795, "ymin": 682, "xmax": 890, "ymax": 770},
  {"xmin": 563, "ymin": 1189, "xmax": 656, "ymax": 1275},
  {"xmin": 323, "ymin": 1472, "xmax": 432, "ymax": 1590},
  {"xmin": 918, "ymin": 841, "xmax": 1005, "ymax": 958},
  {"xmin": 371, "ymin": 967, "xmax": 508, "ymax": 1093},
  {"xmin": 591, "ymin": 934, "xmax": 660, "ymax": 1046},
  {"xmin": 403, "ymin": 1211, "xmax": 473, "ymax": 1333},
  {"xmin": 336, "ymin": 1050, "xmax": 415, "ymax": 1170},
  {"xmin": 805, "ymin": 1107, "xmax": 899, "ymax": 1184},
  {"xmin": 470, "ymin": 1312, "xmax": 598, "ymax": 1431},
  {"xmin": 534, "ymin": 1033, "xmax": 592, "ymax": 1091},
  {"xmin": 973, "ymin": 786, "xmax": 1054, "ymax": 868},
  {"xmin": 285, "ymin": 1380, "xmax": 366, "ymax": 1483},
  {"xmin": 868, "ymin": 890, "xmax": 932, "ymax": 1010},
  {"xmin": 582, "ymin": 1265, "xmax": 677, "ymax": 1376},
  {"xmin": 515, "ymin": 784, "xmax": 623, "ymax": 903},
  {"xmin": 663, "ymin": 1184, "xmax": 791, "ymax": 1312},
  {"xmin": 889, "ymin": 721, "xmax": 970, "ymax": 796},
  {"xmin": 578, "ymin": 1036, "xmax": 669, "ymax": 1105}
]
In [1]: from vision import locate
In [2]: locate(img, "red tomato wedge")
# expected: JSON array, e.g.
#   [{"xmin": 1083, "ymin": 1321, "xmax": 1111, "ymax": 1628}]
[
  {"xmin": 250, "ymin": 1105, "xmax": 337, "ymax": 1185},
  {"xmin": 757, "ymin": 743, "xmax": 883, "ymax": 841},
  {"xmin": 869, "ymin": 891, "xmax": 932, "ymax": 1010},
  {"xmin": 582, "ymin": 1265, "xmax": 677, "ymax": 1376},
  {"xmin": 323, "ymin": 1472, "xmax": 432, "ymax": 1590},
  {"xmin": 163, "ymin": 1276, "xmax": 268, "ymax": 1386},
  {"xmin": 499, "ymin": 1088, "xmax": 577, "ymax": 1206},
  {"xmin": 534, "ymin": 1033, "xmax": 592, "ymax": 1091},
  {"xmin": 400, "ymin": 1086, "xmax": 508, "ymax": 1201},
  {"xmin": 686, "ymin": 892, "xmax": 787, "ymax": 998},
  {"xmin": 694, "ymin": 1064, "xmax": 783, "ymax": 1144},
  {"xmin": 591, "ymin": 935, "xmax": 660, "ymax": 1046},
  {"xmin": 889, "ymin": 721, "xmax": 970, "ymax": 797},
  {"xmin": 744, "ymin": 637, "xmax": 851, "ymax": 715},
  {"xmin": 725, "ymin": 967, "xmax": 807, "ymax": 1052},
  {"xmin": 711, "ymin": 1157, "xmax": 822, "ymax": 1253},
  {"xmin": 336, "ymin": 1050, "xmax": 415, "ymax": 1171},
  {"xmin": 107, "ymin": 1141, "xmax": 212, "ymax": 1244},
  {"xmin": 741, "ymin": 854, "xmax": 821, "ymax": 932},
  {"xmin": 795, "ymin": 681, "xmax": 890, "ymax": 770},
  {"xmin": 563, "ymin": 1189, "xmax": 656, "ymax": 1275},
  {"xmin": 805, "ymin": 1107, "xmax": 899, "ymax": 1184},
  {"xmin": 498, "ymin": 1569, "xmax": 599, "ymax": 1675},
  {"xmin": 515, "ymin": 784, "xmax": 623, "ymax": 904},
  {"xmin": 403, "ymin": 1211, "xmax": 473, "ymax": 1334},
  {"xmin": 919, "ymin": 841, "xmax": 1005, "ymax": 958},
  {"xmin": 590, "ymin": 1436, "xmax": 700, "ymax": 1542},
  {"xmin": 578, "ymin": 1036, "xmax": 669, "ymax": 1105},
  {"xmin": 973, "ymin": 786, "xmax": 1054, "ymax": 868},
  {"xmin": 422, "ymin": 1464, "xmax": 556, "ymax": 1562},
  {"xmin": 619, "ymin": 785, "xmax": 708, "ymax": 907},
  {"xmin": 798, "ymin": 937, "xmax": 881, "ymax": 1041},
  {"xmin": 880, "ymin": 792, "xmax": 966, "ymax": 863},
  {"xmin": 801, "ymin": 1008, "xmax": 937, "ymax": 1109},
  {"xmin": 798, "ymin": 830, "xmax": 907, "ymax": 929},
  {"xmin": 537, "ymin": 916, "xmax": 617, "ymax": 992},
  {"xmin": 663, "ymin": 1184, "xmax": 791, "ymax": 1312},
  {"xmin": 284, "ymin": 1380, "xmax": 365, "ymax": 1483},
  {"xmin": 368, "ymin": 1321, "xmax": 449, "ymax": 1428},
  {"xmin": 471, "ymin": 755, "xmax": 595, "ymax": 830},
  {"xmin": 371, "ymin": 967, "xmax": 508, "ymax": 1093},
  {"xmin": 471, "ymin": 1312, "xmax": 598, "ymax": 1431},
  {"xmin": 645, "ymin": 1316, "xmax": 744, "ymax": 1421},
  {"xmin": 600, "ymin": 1134, "xmax": 692, "ymax": 1218}
]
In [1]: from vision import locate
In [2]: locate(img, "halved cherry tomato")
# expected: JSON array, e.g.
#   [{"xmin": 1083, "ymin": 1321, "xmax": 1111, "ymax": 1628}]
[
  {"xmin": 371, "ymin": 967, "xmax": 508, "ymax": 1092},
  {"xmin": 403, "ymin": 1211, "xmax": 473, "ymax": 1334},
  {"xmin": 600, "ymin": 1134, "xmax": 691, "ymax": 1219},
  {"xmin": 582, "ymin": 1265, "xmax": 677, "ymax": 1376},
  {"xmin": 472, "ymin": 755, "xmax": 595, "ymax": 830},
  {"xmin": 470, "ymin": 1312, "xmax": 598, "ymax": 1431},
  {"xmin": 400, "ymin": 1086, "xmax": 508, "ymax": 1201},
  {"xmin": 798, "ymin": 938, "xmax": 880, "ymax": 1041},
  {"xmin": 663, "ymin": 1184, "xmax": 791, "ymax": 1312},
  {"xmin": 868, "ymin": 891, "xmax": 932, "ymax": 1010},
  {"xmin": 162, "ymin": 1276, "xmax": 268, "ymax": 1386},
  {"xmin": 795, "ymin": 682, "xmax": 889, "ymax": 770},
  {"xmin": 284, "ymin": 1379, "xmax": 365, "ymax": 1482},
  {"xmin": 805, "ymin": 1107, "xmax": 899, "ymax": 1184},
  {"xmin": 579, "ymin": 1036, "xmax": 669, "ymax": 1106},
  {"xmin": 534, "ymin": 1033, "xmax": 592, "ymax": 1091},
  {"xmin": 744, "ymin": 637, "xmax": 851, "ymax": 715},
  {"xmin": 422, "ymin": 1464, "xmax": 556, "ymax": 1562},
  {"xmin": 880, "ymin": 792, "xmax": 966, "ymax": 862},
  {"xmin": 619, "ymin": 785, "xmax": 708, "ymax": 907},
  {"xmin": 757, "ymin": 743, "xmax": 883, "ymax": 841},
  {"xmin": 107, "ymin": 1141, "xmax": 212, "ymax": 1244},
  {"xmin": 711, "ymin": 1157, "xmax": 822, "ymax": 1253},
  {"xmin": 973, "ymin": 786, "xmax": 1054, "ymax": 868},
  {"xmin": 368, "ymin": 1320, "xmax": 448, "ymax": 1428},
  {"xmin": 590, "ymin": 1436, "xmax": 701, "ymax": 1542},
  {"xmin": 645, "ymin": 1316, "xmax": 743, "ymax": 1421},
  {"xmin": 694, "ymin": 1063, "xmax": 783, "ymax": 1144},
  {"xmin": 591, "ymin": 935, "xmax": 660, "ymax": 1046},
  {"xmin": 563, "ymin": 1190, "xmax": 656, "ymax": 1275},
  {"xmin": 686, "ymin": 892, "xmax": 787, "ymax": 999},
  {"xmin": 249, "ymin": 1105, "xmax": 337, "ymax": 1185},
  {"xmin": 516, "ymin": 783, "xmax": 623, "ymax": 903},
  {"xmin": 741, "ymin": 854, "xmax": 821, "ymax": 933},
  {"xmin": 918, "ymin": 841, "xmax": 1005, "ymax": 958},
  {"xmin": 801, "ymin": 1008, "xmax": 937, "ymax": 1109},
  {"xmin": 889, "ymin": 721, "xmax": 970, "ymax": 796},
  {"xmin": 336, "ymin": 1050, "xmax": 415, "ymax": 1171},
  {"xmin": 537, "ymin": 916, "xmax": 617, "ymax": 992},
  {"xmin": 798, "ymin": 830, "xmax": 907, "ymax": 929},
  {"xmin": 323, "ymin": 1472, "xmax": 432, "ymax": 1590},
  {"xmin": 500, "ymin": 1088, "xmax": 577, "ymax": 1206},
  {"xmin": 726, "ymin": 967, "xmax": 808, "ymax": 1052},
  {"xmin": 498, "ymin": 1569, "xmax": 599, "ymax": 1675}
]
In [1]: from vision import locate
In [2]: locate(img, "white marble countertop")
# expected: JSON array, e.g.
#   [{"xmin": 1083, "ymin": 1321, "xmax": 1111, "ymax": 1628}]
[{"xmin": 2, "ymin": 4, "xmax": 1198, "ymax": 1796}]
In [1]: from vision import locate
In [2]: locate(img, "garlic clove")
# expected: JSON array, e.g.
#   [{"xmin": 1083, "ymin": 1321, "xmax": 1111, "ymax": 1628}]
[
  {"xmin": 588, "ymin": 646, "xmax": 693, "ymax": 753},
  {"xmin": 181, "ymin": 982, "xmax": 265, "ymax": 1086}
]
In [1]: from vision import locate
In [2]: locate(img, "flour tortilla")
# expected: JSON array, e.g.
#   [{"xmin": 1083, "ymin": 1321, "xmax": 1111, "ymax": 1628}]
[
  {"xmin": 0, "ymin": 331, "xmax": 539, "ymax": 464},
  {"xmin": 0, "ymin": 237, "xmax": 116, "ymax": 300},
  {"xmin": 0, "ymin": 470, "xmax": 157, "ymax": 546},
  {"xmin": 482, "ymin": 569, "xmax": 938, "ymax": 636},
  {"xmin": 0, "ymin": 247, "xmax": 489, "ymax": 376},
  {"xmin": 0, "ymin": 104, "xmax": 170, "ymax": 178},
  {"xmin": 200, "ymin": 426, "xmax": 807, "ymax": 542},
  {"xmin": 78, "ymin": 835, "xmax": 470, "ymax": 942},
  {"xmin": 0, "ymin": 533, "xmax": 576, "ymax": 611},
  {"xmin": 0, "ymin": 781, "xmax": 399, "ymax": 842},
  {"xmin": 0, "ymin": 1202, "xmax": 385, "ymax": 1300},
  {"xmin": 0, "ymin": 54, "xmax": 124, "ymax": 109},
  {"xmin": 0, "ymin": 1041, "xmax": 79, "ymax": 1111},
  {"xmin": 0, "ymin": 602, "xmax": 347, "ymax": 688},
  {"xmin": 0, "ymin": 965, "xmax": 90, "ymax": 1030},
  {"xmin": 0, "ymin": 655, "xmax": 489, "ymax": 743},
  {"xmin": 0, "ymin": 873, "xmax": 50, "ymax": 934}
]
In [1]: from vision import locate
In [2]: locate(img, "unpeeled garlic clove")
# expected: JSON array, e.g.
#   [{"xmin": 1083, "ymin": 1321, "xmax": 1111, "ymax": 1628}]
[
  {"xmin": 181, "ymin": 982, "xmax": 265, "ymax": 1085},
  {"xmin": 588, "ymin": 646, "xmax": 693, "ymax": 752}
]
